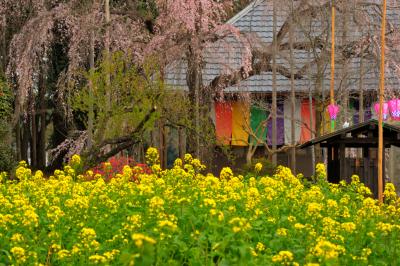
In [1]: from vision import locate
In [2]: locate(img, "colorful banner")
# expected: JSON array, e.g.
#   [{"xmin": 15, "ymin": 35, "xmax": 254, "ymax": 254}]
[
  {"xmin": 250, "ymin": 105, "xmax": 268, "ymax": 146},
  {"xmin": 231, "ymin": 101, "xmax": 250, "ymax": 146},
  {"xmin": 267, "ymin": 103, "xmax": 285, "ymax": 146},
  {"xmin": 215, "ymin": 101, "xmax": 232, "ymax": 145},
  {"xmin": 284, "ymin": 99, "xmax": 301, "ymax": 145},
  {"xmin": 300, "ymin": 99, "xmax": 316, "ymax": 143}
]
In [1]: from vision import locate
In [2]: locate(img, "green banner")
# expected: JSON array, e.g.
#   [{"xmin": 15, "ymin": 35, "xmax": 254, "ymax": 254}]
[{"xmin": 250, "ymin": 105, "xmax": 268, "ymax": 146}]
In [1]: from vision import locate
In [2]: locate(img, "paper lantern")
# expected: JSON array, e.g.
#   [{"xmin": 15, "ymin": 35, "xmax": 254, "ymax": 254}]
[
  {"xmin": 327, "ymin": 104, "xmax": 340, "ymax": 120},
  {"xmin": 374, "ymin": 102, "xmax": 389, "ymax": 120},
  {"xmin": 388, "ymin": 99, "xmax": 400, "ymax": 120}
]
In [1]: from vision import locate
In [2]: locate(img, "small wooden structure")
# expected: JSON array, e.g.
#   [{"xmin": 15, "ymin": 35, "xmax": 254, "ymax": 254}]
[{"xmin": 300, "ymin": 120, "xmax": 400, "ymax": 198}]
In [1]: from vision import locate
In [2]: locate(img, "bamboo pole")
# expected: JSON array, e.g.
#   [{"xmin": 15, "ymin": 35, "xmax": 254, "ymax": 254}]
[
  {"xmin": 378, "ymin": 0, "xmax": 387, "ymax": 203},
  {"xmin": 330, "ymin": 1, "xmax": 335, "ymax": 132}
]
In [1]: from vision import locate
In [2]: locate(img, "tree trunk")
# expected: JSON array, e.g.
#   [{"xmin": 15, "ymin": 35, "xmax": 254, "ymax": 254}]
[
  {"xmin": 178, "ymin": 127, "xmax": 185, "ymax": 159},
  {"xmin": 158, "ymin": 121, "xmax": 167, "ymax": 168},
  {"xmin": 359, "ymin": 43, "xmax": 364, "ymax": 123},
  {"xmin": 31, "ymin": 112, "xmax": 37, "ymax": 168},
  {"xmin": 341, "ymin": 5, "xmax": 349, "ymax": 125},
  {"xmin": 105, "ymin": 0, "xmax": 111, "ymax": 97},
  {"xmin": 314, "ymin": 52, "xmax": 325, "ymax": 163},
  {"xmin": 16, "ymin": 119, "xmax": 21, "ymax": 161},
  {"xmin": 102, "ymin": 0, "xmax": 112, "ymax": 152},
  {"xmin": 246, "ymin": 144, "xmax": 258, "ymax": 166},
  {"xmin": 195, "ymin": 71, "xmax": 200, "ymax": 159},
  {"xmin": 289, "ymin": 0, "xmax": 296, "ymax": 174},
  {"xmin": 307, "ymin": 51, "xmax": 315, "ymax": 174},
  {"xmin": 272, "ymin": 0, "xmax": 278, "ymax": 165},
  {"xmin": 88, "ymin": 24, "xmax": 95, "ymax": 149},
  {"xmin": 21, "ymin": 118, "xmax": 29, "ymax": 162},
  {"xmin": 37, "ymin": 75, "xmax": 46, "ymax": 169},
  {"xmin": 1, "ymin": 15, "xmax": 6, "ymax": 73},
  {"xmin": 186, "ymin": 46, "xmax": 204, "ymax": 158}
]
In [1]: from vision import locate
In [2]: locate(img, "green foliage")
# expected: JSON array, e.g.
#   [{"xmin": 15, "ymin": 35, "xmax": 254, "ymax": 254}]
[
  {"xmin": 72, "ymin": 52, "xmax": 164, "ymax": 143},
  {"xmin": 0, "ymin": 78, "xmax": 13, "ymax": 119},
  {"xmin": 135, "ymin": 0, "xmax": 158, "ymax": 19},
  {"xmin": 0, "ymin": 79, "xmax": 15, "ymax": 173},
  {"xmin": 239, "ymin": 157, "xmax": 276, "ymax": 177}
]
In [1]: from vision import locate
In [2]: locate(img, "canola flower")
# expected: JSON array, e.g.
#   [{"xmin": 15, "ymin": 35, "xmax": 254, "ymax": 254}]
[
  {"xmin": 254, "ymin": 162, "xmax": 263, "ymax": 173},
  {"xmin": 0, "ymin": 149, "xmax": 399, "ymax": 265}
]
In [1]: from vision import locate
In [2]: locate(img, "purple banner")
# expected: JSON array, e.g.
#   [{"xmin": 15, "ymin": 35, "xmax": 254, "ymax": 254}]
[
  {"xmin": 267, "ymin": 103, "xmax": 284, "ymax": 146},
  {"xmin": 353, "ymin": 106, "xmax": 372, "ymax": 124}
]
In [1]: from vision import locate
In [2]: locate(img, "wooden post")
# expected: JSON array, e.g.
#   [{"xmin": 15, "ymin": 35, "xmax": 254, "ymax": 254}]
[
  {"xmin": 340, "ymin": 143, "xmax": 346, "ymax": 181},
  {"xmin": 333, "ymin": 145, "xmax": 339, "ymax": 183},
  {"xmin": 327, "ymin": 146, "xmax": 332, "ymax": 180},
  {"xmin": 363, "ymin": 147, "xmax": 370, "ymax": 189},
  {"xmin": 378, "ymin": 0, "xmax": 387, "ymax": 203},
  {"xmin": 382, "ymin": 143, "xmax": 386, "ymax": 193}
]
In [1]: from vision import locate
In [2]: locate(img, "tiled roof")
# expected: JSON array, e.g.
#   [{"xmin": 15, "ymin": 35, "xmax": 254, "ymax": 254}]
[{"xmin": 165, "ymin": 0, "xmax": 400, "ymax": 93}]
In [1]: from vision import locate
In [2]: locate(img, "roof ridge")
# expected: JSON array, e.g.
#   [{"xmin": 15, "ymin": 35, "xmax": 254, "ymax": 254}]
[{"xmin": 227, "ymin": 0, "xmax": 265, "ymax": 25}]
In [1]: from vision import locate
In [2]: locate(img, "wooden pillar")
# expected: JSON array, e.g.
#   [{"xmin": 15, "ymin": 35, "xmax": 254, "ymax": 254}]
[
  {"xmin": 332, "ymin": 146, "xmax": 340, "ymax": 183},
  {"xmin": 363, "ymin": 147, "xmax": 370, "ymax": 186},
  {"xmin": 327, "ymin": 146, "xmax": 333, "ymax": 181},
  {"xmin": 339, "ymin": 143, "xmax": 346, "ymax": 181},
  {"xmin": 382, "ymin": 142, "xmax": 386, "ymax": 193}
]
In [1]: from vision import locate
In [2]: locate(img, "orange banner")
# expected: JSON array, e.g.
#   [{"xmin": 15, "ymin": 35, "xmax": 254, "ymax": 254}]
[
  {"xmin": 215, "ymin": 101, "xmax": 232, "ymax": 145},
  {"xmin": 300, "ymin": 99, "xmax": 316, "ymax": 143},
  {"xmin": 231, "ymin": 101, "xmax": 250, "ymax": 146}
]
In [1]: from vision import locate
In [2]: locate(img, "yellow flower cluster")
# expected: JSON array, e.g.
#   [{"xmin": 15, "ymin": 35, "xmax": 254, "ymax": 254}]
[
  {"xmin": 311, "ymin": 238, "xmax": 346, "ymax": 260},
  {"xmin": 131, "ymin": 233, "xmax": 156, "ymax": 248},
  {"xmin": 220, "ymin": 167, "xmax": 233, "ymax": 180},
  {"xmin": 315, "ymin": 163, "xmax": 327, "ymax": 181},
  {"xmin": 254, "ymin": 162, "xmax": 263, "ymax": 173},
  {"xmin": 272, "ymin": 250, "xmax": 295, "ymax": 264},
  {"xmin": 145, "ymin": 147, "xmax": 160, "ymax": 165},
  {"xmin": 0, "ymin": 147, "xmax": 399, "ymax": 265}
]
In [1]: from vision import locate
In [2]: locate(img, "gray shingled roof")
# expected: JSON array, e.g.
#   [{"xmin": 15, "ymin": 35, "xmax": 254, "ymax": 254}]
[{"xmin": 165, "ymin": 0, "xmax": 400, "ymax": 93}]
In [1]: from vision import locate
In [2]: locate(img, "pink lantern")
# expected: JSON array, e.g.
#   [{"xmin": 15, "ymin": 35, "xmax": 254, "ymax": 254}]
[
  {"xmin": 327, "ymin": 104, "xmax": 340, "ymax": 120},
  {"xmin": 374, "ymin": 102, "xmax": 389, "ymax": 120},
  {"xmin": 388, "ymin": 99, "xmax": 400, "ymax": 120}
]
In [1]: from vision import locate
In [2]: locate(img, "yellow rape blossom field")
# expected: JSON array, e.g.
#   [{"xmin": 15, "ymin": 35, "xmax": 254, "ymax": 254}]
[{"xmin": 1, "ymin": 148, "xmax": 400, "ymax": 265}]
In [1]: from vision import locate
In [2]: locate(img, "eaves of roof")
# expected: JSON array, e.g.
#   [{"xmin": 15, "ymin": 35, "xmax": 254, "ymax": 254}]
[
  {"xmin": 227, "ymin": 0, "xmax": 265, "ymax": 25},
  {"xmin": 299, "ymin": 119, "xmax": 400, "ymax": 149}
]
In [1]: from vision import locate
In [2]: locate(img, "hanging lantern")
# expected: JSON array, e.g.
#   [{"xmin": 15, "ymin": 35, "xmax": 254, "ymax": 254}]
[
  {"xmin": 327, "ymin": 104, "xmax": 340, "ymax": 120},
  {"xmin": 374, "ymin": 102, "xmax": 389, "ymax": 120},
  {"xmin": 388, "ymin": 99, "xmax": 400, "ymax": 120}
]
